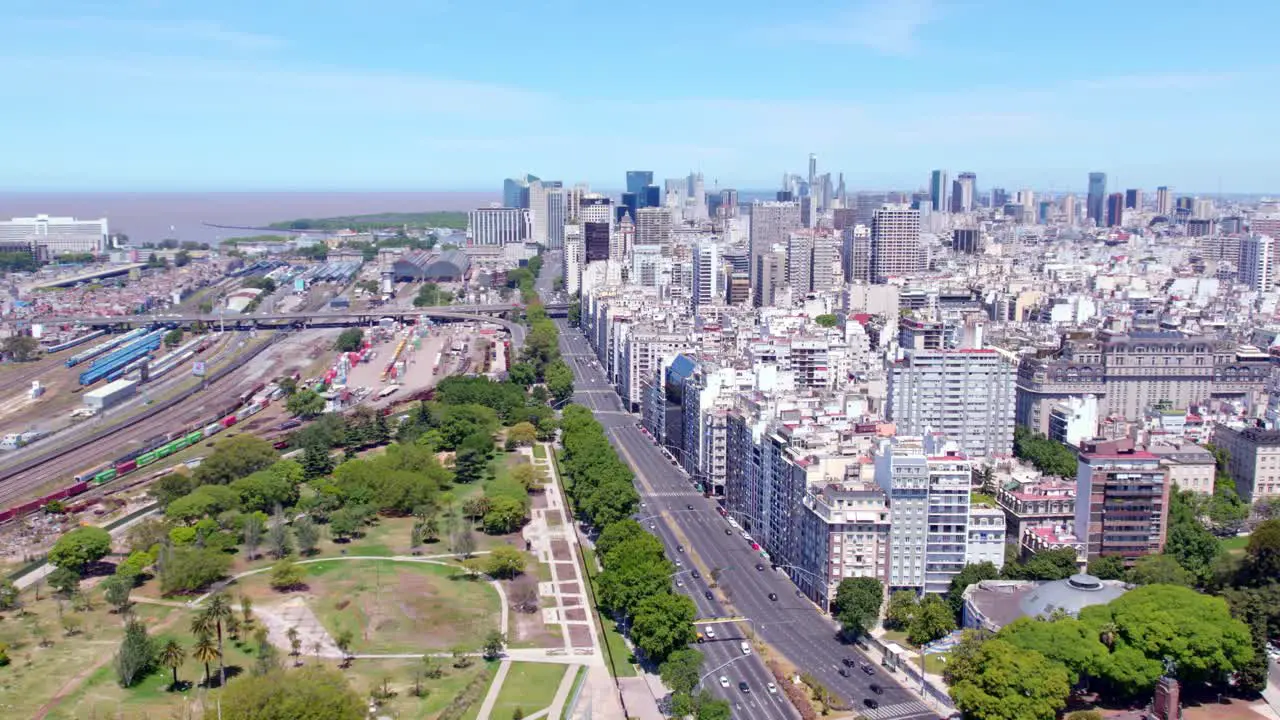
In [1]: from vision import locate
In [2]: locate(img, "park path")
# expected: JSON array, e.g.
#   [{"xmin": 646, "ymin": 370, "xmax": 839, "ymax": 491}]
[{"xmin": 475, "ymin": 659, "xmax": 512, "ymax": 720}]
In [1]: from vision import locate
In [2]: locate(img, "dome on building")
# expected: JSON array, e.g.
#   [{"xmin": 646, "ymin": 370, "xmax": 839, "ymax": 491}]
[{"xmin": 1018, "ymin": 573, "xmax": 1128, "ymax": 619}]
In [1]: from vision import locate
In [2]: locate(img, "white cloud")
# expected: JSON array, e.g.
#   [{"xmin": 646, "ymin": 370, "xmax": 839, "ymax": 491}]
[{"xmin": 762, "ymin": 0, "xmax": 939, "ymax": 55}]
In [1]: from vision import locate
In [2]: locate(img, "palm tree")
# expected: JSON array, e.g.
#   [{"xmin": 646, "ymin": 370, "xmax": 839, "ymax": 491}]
[
  {"xmin": 190, "ymin": 611, "xmax": 216, "ymax": 643},
  {"xmin": 160, "ymin": 639, "xmax": 186, "ymax": 689},
  {"xmin": 335, "ymin": 629, "xmax": 354, "ymax": 669},
  {"xmin": 1098, "ymin": 622, "xmax": 1119, "ymax": 650},
  {"xmin": 206, "ymin": 593, "xmax": 234, "ymax": 687},
  {"xmin": 191, "ymin": 633, "xmax": 220, "ymax": 688},
  {"xmin": 240, "ymin": 595, "xmax": 254, "ymax": 628}
]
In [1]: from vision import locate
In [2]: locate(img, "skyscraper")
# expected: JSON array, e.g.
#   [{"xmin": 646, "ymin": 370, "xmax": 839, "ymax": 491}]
[
  {"xmin": 527, "ymin": 180, "xmax": 548, "ymax": 245},
  {"xmin": 642, "ymin": 184, "xmax": 662, "ymax": 209},
  {"xmin": 808, "ymin": 154, "xmax": 817, "ymax": 186},
  {"xmin": 545, "ymin": 188, "xmax": 566, "ymax": 248},
  {"xmin": 929, "ymin": 170, "xmax": 949, "ymax": 212},
  {"xmin": 1125, "ymin": 188, "xmax": 1142, "ymax": 209},
  {"xmin": 749, "ymin": 200, "xmax": 801, "ymax": 286},
  {"xmin": 841, "ymin": 225, "xmax": 871, "ymax": 282},
  {"xmin": 693, "ymin": 241, "xmax": 722, "ymax": 310},
  {"xmin": 580, "ymin": 195, "xmax": 612, "ymax": 262},
  {"xmin": 634, "ymin": 207, "xmax": 672, "ymax": 254},
  {"xmin": 687, "ymin": 172, "xmax": 706, "ymax": 220},
  {"xmin": 1106, "ymin": 192, "xmax": 1125, "ymax": 227},
  {"xmin": 1087, "ymin": 172, "xmax": 1107, "ymax": 225},
  {"xmin": 1239, "ymin": 235, "xmax": 1274, "ymax": 292},
  {"xmin": 626, "ymin": 170, "xmax": 654, "ymax": 196},
  {"xmin": 870, "ymin": 205, "xmax": 922, "ymax": 283},
  {"xmin": 950, "ymin": 172, "xmax": 976, "ymax": 213},
  {"xmin": 1156, "ymin": 186, "xmax": 1173, "ymax": 216},
  {"xmin": 502, "ymin": 174, "xmax": 539, "ymax": 209}
]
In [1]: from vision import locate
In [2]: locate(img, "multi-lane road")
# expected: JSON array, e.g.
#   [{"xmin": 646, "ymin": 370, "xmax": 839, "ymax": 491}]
[{"xmin": 538, "ymin": 260, "xmax": 942, "ymax": 720}]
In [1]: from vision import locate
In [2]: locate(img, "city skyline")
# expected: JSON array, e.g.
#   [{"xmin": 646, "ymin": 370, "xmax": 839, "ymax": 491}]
[{"xmin": 4, "ymin": 1, "xmax": 1279, "ymax": 192}]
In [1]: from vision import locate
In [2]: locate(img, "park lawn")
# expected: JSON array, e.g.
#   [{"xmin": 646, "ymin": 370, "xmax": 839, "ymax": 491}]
[
  {"xmin": 489, "ymin": 662, "xmax": 568, "ymax": 718},
  {"xmin": 1221, "ymin": 534, "xmax": 1249, "ymax": 556},
  {"xmin": 267, "ymin": 559, "xmax": 501, "ymax": 654},
  {"xmin": 344, "ymin": 657, "xmax": 499, "ymax": 720},
  {"xmin": 0, "ymin": 588, "xmax": 174, "ymax": 720},
  {"xmin": 532, "ymin": 443, "xmax": 547, "ymax": 459},
  {"xmin": 881, "ymin": 629, "xmax": 911, "ymax": 647},
  {"xmin": 915, "ymin": 651, "xmax": 951, "ymax": 676}
]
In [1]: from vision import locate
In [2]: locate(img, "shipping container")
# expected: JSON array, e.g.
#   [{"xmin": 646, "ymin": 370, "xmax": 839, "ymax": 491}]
[
  {"xmin": 92, "ymin": 468, "xmax": 117, "ymax": 485},
  {"xmin": 136, "ymin": 451, "xmax": 159, "ymax": 467},
  {"xmin": 203, "ymin": 422, "xmax": 222, "ymax": 437},
  {"xmin": 220, "ymin": 415, "xmax": 238, "ymax": 428},
  {"xmin": 183, "ymin": 430, "xmax": 204, "ymax": 445},
  {"xmin": 115, "ymin": 459, "xmax": 137, "ymax": 474}
]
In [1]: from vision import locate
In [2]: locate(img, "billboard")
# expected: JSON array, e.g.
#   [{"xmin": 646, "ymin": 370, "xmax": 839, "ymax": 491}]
[{"xmin": 192, "ymin": 361, "xmax": 207, "ymax": 377}]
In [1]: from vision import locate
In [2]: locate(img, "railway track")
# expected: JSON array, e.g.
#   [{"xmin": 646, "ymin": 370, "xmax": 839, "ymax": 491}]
[{"xmin": 0, "ymin": 333, "xmax": 286, "ymax": 507}]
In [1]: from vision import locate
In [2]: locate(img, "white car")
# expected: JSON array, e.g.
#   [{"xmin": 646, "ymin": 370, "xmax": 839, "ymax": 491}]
[
  {"xmin": 740, "ymin": 641, "xmax": 752, "ymax": 655},
  {"xmin": 719, "ymin": 676, "xmax": 730, "ymax": 688},
  {"xmin": 704, "ymin": 626, "xmax": 716, "ymax": 639},
  {"xmin": 767, "ymin": 682, "xmax": 777, "ymax": 694}
]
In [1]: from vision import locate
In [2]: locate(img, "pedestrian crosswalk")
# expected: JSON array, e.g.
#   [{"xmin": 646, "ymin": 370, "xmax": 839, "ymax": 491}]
[
  {"xmin": 642, "ymin": 489, "xmax": 701, "ymax": 498},
  {"xmin": 858, "ymin": 700, "xmax": 935, "ymax": 720}
]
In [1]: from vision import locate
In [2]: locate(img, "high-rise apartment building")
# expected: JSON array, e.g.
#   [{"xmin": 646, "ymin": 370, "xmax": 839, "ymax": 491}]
[
  {"xmin": 1087, "ymin": 172, "xmax": 1107, "ymax": 225},
  {"xmin": 869, "ymin": 204, "xmax": 922, "ymax": 283},
  {"xmin": 952, "ymin": 228, "xmax": 980, "ymax": 254},
  {"xmin": 693, "ymin": 242, "xmax": 722, "ymax": 310},
  {"xmin": 1156, "ymin": 186, "xmax": 1173, "ymax": 216},
  {"xmin": 753, "ymin": 249, "xmax": 786, "ymax": 308},
  {"xmin": 929, "ymin": 170, "xmax": 949, "ymax": 213},
  {"xmin": 796, "ymin": 484, "xmax": 891, "ymax": 609},
  {"xmin": 467, "ymin": 207, "xmax": 531, "ymax": 246},
  {"xmin": 1074, "ymin": 440, "xmax": 1170, "ymax": 562},
  {"xmin": 1124, "ymin": 188, "xmax": 1142, "ymax": 209},
  {"xmin": 875, "ymin": 436, "xmax": 972, "ymax": 594},
  {"xmin": 1239, "ymin": 235, "xmax": 1274, "ymax": 292},
  {"xmin": 750, "ymin": 200, "xmax": 802, "ymax": 291},
  {"xmin": 1106, "ymin": 192, "xmax": 1125, "ymax": 228},
  {"xmin": 634, "ymin": 207, "xmax": 672, "ymax": 255},
  {"xmin": 888, "ymin": 349, "xmax": 1016, "ymax": 458},
  {"xmin": 579, "ymin": 195, "xmax": 612, "ymax": 262},
  {"xmin": 0, "ymin": 215, "xmax": 108, "ymax": 257},
  {"xmin": 562, "ymin": 224, "xmax": 583, "ymax": 295},
  {"xmin": 527, "ymin": 181, "xmax": 548, "ymax": 245},
  {"xmin": 502, "ymin": 174, "xmax": 539, "ymax": 209},
  {"xmin": 785, "ymin": 232, "xmax": 839, "ymax": 295},
  {"xmin": 626, "ymin": 170, "xmax": 653, "ymax": 196},
  {"xmin": 1062, "ymin": 195, "xmax": 1077, "ymax": 225}
]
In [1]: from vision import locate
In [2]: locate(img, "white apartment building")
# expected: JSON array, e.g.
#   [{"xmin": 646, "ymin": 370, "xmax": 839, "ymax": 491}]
[
  {"xmin": 0, "ymin": 215, "xmax": 108, "ymax": 257},
  {"xmin": 1212, "ymin": 425, "xmax": 1280, "ymax": 504},
  {"xmin": 467, "ymin": 207, "xmax": 531, "ymax": 246},
  {"xmin": 869, "ymin": 204, "xmax": 922, "ymax": 282},
  {"xmin": 546, "ymin": 187, "xmax": 566, "ymax": 248},
  {"xmin": 527, "ymin": 181, "xmax": 548, "ymax": 245},
  {"xmin": 889, "ymin": 349, "xmax": 1016, "ymax": 458},
  {"xmin": 1048, "ymin": 395, "xmax": 1099, "ymax": 448},
  {"xmin": 693, "ymin": 242, "xmax": 722, "ymax": 309},
  {"xmin": 562, "ymin": 224, "xmax": 584, "ymax": 296},
  {"xmin": 634, "ymin": 207, "xmax": 672, "ymax": 255},
  {"xmin": 966, "ymin": 505, "xmax": 1006, "ymax": 569},
  {"xmin": 875, "ymin": 435, "xmax": 972, "ymax": 595},
  {"xmin": 621, "ymin": 326, "xmax": 694, "ymax": 413},
  {"xmin": 796, "ymin": 483, "xmax": 891, "ymax": 610}
]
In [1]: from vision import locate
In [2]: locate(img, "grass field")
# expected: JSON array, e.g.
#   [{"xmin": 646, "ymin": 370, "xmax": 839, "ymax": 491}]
[
  {"xmin": 532, "ymin": 444, "xmax": 547, "ymax": 459},
  {"xmin": 489, "ymin": 662, "xmax": 568, "ymax": 718},
  {"xmin": 1221, "ymin": 534, "xmax": 1249, "ymax": 555},
  {"xmin": 239, "ymin": 559, "xmax": 501, "ymax": 654}
]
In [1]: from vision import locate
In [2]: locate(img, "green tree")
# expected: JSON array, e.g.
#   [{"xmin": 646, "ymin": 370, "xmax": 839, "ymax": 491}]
[
  {"xmin": 163, "ymin": 328, "xmax": 184, "ymax": 347},
  {"xmin": 948, "ymin": 639, "xmax": 1071, "ymax": 720},
  {"xmin": 947, "ymin": 561, "xmax": 1000, "ymax": 618},
  {"xmin": 194, "ymin": 435, "xmax": 279, "ymax": 486},
  {"xmin": 1242, "ymin": 518, "xmax": 1280, "ymax": 585},
  {"xmin": 695, "ymin": 694, "xmax": 731, "ymax": 720},
  {"xmin": 221, "ymin": 665, "xmax": 366, "ymax": 719},
  {"xmin": 908, "ymin": 595, "xmax": 956, "ymax": 646},
  {"xmin": 511, "ymin": 463, "xmax": 545, "ymax": 492},
  {"xmin": 1127, "ymin": 554, "xmax": 1193, "ymax": 586},
  {"xmin": 1087, "ymin": 555, "xmax": 1127, "ymax": 581},
  {"xmin": 48, "ymin": 566, "xmax": 81, "ymax": 598},
  {"xmin": 243, "ymin": 512, "xmax": 267, "ymax": 559},
  {"xmin": 505, "ymin": 422, "xmax": 537, "ymax": 449},
  {"xmin": 659, "ymin": 648, "xmax": 704, "ymax": 696},
  {"xmin": 270, "ymin": 558, "xmax": 306, "ymax": 591},
  {"xmin": 161, "ymin": 547, "xmax": 232, "ymax": 595},
  {"xmin": 328, "ymin": 508, "xmax": 362, "ymax": 542},
  {"xmin": 814, "ymin": 313, "xmax": 838, "ymax": 328},
  {"xmin": 1008, "ymin": 547, "xmax": 1079, "ymax": 581},
  {"xmin": 998, "ymin": 617, "xmax": 1108, "ymax": 685},
  {"xmin": 482, "ymin": 629, "xmax": 506, "ymax": 660},
  {"xmin": 294, "ymin": 517, "xmax": 321, "ymax": 556},
  {"xmin": 287, "ymin": 389, "xmax": 326, "ymax": 419},
  {"xmin": 160, "ymin": 638, "xmax": 186, "ymax": 689},
  {"xmin": 483, "ymin": 545, "xmax": 527, "ymax": 578},
  {"xmin": 302, "ymin": 443, "xmax": 335, "ymax": 480},
  {"xmin": 49, "ymin": 526, "xmax": 112, "ymax": 572},
  {"xmin": 595, "ymin": 519, "xmax": 646, "ymax": 558},
  {"xmin": 1, "ymin": 335, "xmax": 40, "ymax": 362},
  {"xmin": 0, "ymin": 578, "xmax": 20, "ymax": 611},
  {"xmin": 206, "ymin": 593, "xmax": 235, "ymax": 687},
  {"xmin": 544, "ymin": 359, "xmax": 575, "ymax": 404},
  {"xmin": 508, "ymin": 362, "xmax": 537, "ymax": 387},
  {"xmin": 831, "ymin": 576, "xmax": 883, "ymax": 638},
  {"xmin": 268, "ymin": 515, "xmax": 294, "ymax": 559},
  {"xmin": 630, "ymin": 592, "xmax": 697, "ymax": 663},
  {"xmin": 884, "ymin": 589, "xmax": 918, "ymax": 630},
  {"xmin": 102, "ymin": 574, "xmax": 133, "ymax": 614},
  {"xmin": 334, "ymin": 328, "xmax": 364, "ymax": 353},
  {"xmin": 1080, "ymin": 583, "xmax": 1253, "ymax": 690},
  {"xmin": 1013, "ymin": 426, "xmax": 1078, "ymax": 478},
  {"xmin": 482, "ymin": 496, "xmax": 527, "ymax": 534},
  {"xmin": 114, "ymin": 619, "xmax": 158, "ymax": 688}
]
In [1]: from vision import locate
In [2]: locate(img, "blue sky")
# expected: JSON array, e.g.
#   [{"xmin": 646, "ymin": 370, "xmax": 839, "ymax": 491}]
[{"xmin": 4, "ymin": 0, "xmax": 1278, "ymax": 193}]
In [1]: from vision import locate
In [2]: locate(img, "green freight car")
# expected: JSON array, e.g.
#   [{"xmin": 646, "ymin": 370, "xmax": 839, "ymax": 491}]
[
  {"xmin": 92, "ymin": 468, "xmax": 117, "ymax": 485},
  {"xmin": 136, "ymin": 451, "xmax": 159, "ymax": 467}
]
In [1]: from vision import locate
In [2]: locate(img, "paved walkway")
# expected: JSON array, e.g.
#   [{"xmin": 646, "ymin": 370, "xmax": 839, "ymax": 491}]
[
  {"xmin": 475, "ymin": 659, "xmax": 512, "ymax": 720},
  {"xmin": 544, "ymin": 663, "xmax": 583, "ymax": 719}
]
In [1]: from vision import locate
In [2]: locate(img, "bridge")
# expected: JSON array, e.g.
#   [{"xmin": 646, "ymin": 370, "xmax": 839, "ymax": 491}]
[{"xmin": 34, "ymin": 301, "xmax": 567, "ymax": 331}]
